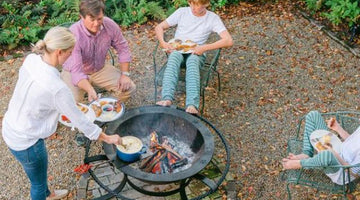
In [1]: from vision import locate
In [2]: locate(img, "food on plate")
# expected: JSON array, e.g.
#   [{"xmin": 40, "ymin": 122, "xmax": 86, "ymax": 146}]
[
  {"xmin": 114, "ymin": 101, "xmax": 122, "ymax": 113},
  {"xmin": 179, "ymin": 41, "xmax": 197, "ymax": 51},
  {"xmin": 315, "ymin": 136, "xmax": 332, "ymax": 151},
  {"xmin": 91, "ymin": 104, "xmax": 102, "ymax": 117},
  {"xmin": 61, "ymin": 103, "xmax": 89, "ymax": 123},
  {"xmin": 99, "ymin": 101, "xmax": 109, "ymax": 106},
  {"xmin": 91, "ymin": 99, "xmax": 123, "ymax": 119},
  {"xmin": 61, "ymin": 115, "xmax": 71, "ymax": 123},
  {"xmin": 168, "ymin": 39, "xmax": 198, "ymax": 52},
  {"xmin": 315, "ymin": 142, "xmax": 326, "ymax": 151},
  {"xmin": 323, "ymin": 135, "xmax": 331, "ymax": 145},
  {"xmin": 169, "ymin": 39, "xmax": 183, "ymax": 50},
  {"xmin": 328, "ymin": 117, "xmax": 336, "ymax": 127},
  {"xmin": 182, "ymin": 47, "xmax": 195, "ymax": 53},
  {"xmin": 182, "ymin": 40, "xmax": 197, "ymax": 46},
  {"xmin": 179, "ymin": 43, "xmax": 196, "ymax": 48},
  {"xmin": 76, "ymin": 103, "xmax": 88, "ymax": 113}
]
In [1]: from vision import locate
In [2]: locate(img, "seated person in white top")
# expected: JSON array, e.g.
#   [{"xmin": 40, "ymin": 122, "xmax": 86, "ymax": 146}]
[
  {"xmin": 155, "ymin": 0, "xmax": 233, "ymax": 114},
  {"xmin": 282, "ymin": 110, "xmax": 360, "ymax": 185}
]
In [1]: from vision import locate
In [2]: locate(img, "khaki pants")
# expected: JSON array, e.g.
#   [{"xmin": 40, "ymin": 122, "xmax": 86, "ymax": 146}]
[{"xmin": 61, "ymin": 63, "xmax": 136, "ymax": 103}]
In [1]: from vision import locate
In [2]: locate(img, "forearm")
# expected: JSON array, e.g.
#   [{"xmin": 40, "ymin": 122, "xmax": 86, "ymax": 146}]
[
  {"xmin": 97, "ymin": 132, "xmax": 109, "ymax": 142},
  {"xmin": 202, "ymin": 30, "xmax": 233, "ymax": 52},
  {"xmin": 77, "ymin": 79, "xmax": 95, "ymax": 94},
  {"xmin": 97, "ymin": 132, "xmax": 122, "ymax": 145},
  {"xmin": 327, "ymin": 117, "xmax": 350, "ymax": 140},
  {"xmin": 336, "ymin": 126, "xmax": 350, "ymax": 140},
  {"xmin": 155, "ymin": 26, "xmax": 165, "ymax": 44},
  {"xmin": 155, "ymin": 21, "xmax": 170, "ymax": 46},
  {"xmin": 118, "ymin": 62, "xmax": 130, "ymax": 73},
  {"xmin": 202, "ymin": 39, "xmax": 231, "ymax": 52}
]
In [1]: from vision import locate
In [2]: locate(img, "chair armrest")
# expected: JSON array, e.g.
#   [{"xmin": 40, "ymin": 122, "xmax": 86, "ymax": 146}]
[
  {"xmin": 207, "ymin": 48, "xmax": 221, "ymax": 70},
  {"xmin": 301, "ymin": 162, "xmax": 360, "ymax": 169}
]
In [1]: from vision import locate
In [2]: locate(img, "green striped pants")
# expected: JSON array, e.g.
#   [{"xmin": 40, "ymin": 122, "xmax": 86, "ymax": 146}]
[
  {"xmin": 161, "ymin": 51, "xmax": 205, "ymax": 109},
  {"xmin": 300, "ymin": 110, "xmax": 340, "ymax": 174}
]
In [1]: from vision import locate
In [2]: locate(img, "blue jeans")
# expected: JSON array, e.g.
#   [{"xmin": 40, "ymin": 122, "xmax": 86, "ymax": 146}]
[{"xmin": 9, "ymin": 139, "xmax": 50, "ymax": 200}]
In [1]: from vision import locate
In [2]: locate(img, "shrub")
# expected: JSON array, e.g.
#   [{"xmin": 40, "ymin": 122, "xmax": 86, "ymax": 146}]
[
  {"xmin": 0, "ymin": 0, "xmax": 79, "ymax": 49},
  {"xmin": 0, "ymin": 0, "xmax": 239, "ymax": 49},
  {"xmin": 323, "ymin": 0, "xmax": 360, "ymax": 26},
  {"xmin": 107, "ymin": 0, "xmax": 166, "ymax": 27},
  {"xmin": 302, "ymin": 0, "xmax": 360, "ymax": 27}
]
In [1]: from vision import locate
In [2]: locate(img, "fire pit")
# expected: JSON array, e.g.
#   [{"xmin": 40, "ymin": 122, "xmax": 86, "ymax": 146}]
[
  {"xmin": 104, "ymin": 105, "xmax": 214, "ymax": 183},
  {"xmin": 84, "ymin": 105, "xmax": 230, "ymax": 200}
]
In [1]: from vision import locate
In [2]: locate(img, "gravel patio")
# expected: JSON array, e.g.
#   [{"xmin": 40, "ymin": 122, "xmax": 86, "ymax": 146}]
[{"xmin": 1, "ymin": 1, "xmax": 360, "ymax": 199}]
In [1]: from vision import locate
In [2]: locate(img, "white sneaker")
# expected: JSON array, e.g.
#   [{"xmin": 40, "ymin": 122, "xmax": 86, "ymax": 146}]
[{"xmin": 46, "ymin": 189, "xmax": 69, "ymax": 200}]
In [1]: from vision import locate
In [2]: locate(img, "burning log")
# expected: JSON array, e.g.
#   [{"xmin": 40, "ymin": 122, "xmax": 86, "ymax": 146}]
[{"xmin": 139, "ymin": 131, "xmax": 188, "ymax": 174}]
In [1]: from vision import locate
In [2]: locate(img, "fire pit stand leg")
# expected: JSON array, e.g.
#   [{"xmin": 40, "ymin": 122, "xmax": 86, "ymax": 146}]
[
  {"xmin": 179, "ymin": 179, "xmax": 188, "ymax": 200},
  {"xmin": 192, "ymin": 174, "xmax": 217, "ymax": 191},
  {"xmin": 126, "ymin": 177, "xmax": 191, "ymax": 199},
  {"xmin": 84, "ymin": 141, "xmax": 130, "ymax": 200},
  {"xmin": 89, "ymin": 168, "xmax": 128, "ymax": 200}
]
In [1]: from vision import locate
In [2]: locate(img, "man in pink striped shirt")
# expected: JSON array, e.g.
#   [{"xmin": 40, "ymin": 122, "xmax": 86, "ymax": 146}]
[{"xmin": 62, "ymin": 0, "xmax": 136, "ymax": 103}]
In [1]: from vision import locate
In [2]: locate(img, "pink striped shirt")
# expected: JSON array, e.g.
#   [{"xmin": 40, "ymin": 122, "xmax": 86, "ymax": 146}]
[{"xmin": 63, "ymin": 17, "xmax": 131, "ymax": 86}]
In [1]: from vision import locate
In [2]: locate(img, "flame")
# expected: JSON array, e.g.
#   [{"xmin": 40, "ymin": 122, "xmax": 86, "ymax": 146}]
[
  {"xmin": 140, "ymin": 131, "xmax": 186, "ymax": 174},
  {"xmin": 150, "ymin": 131, "xmax": 158, "ymax": 146}
]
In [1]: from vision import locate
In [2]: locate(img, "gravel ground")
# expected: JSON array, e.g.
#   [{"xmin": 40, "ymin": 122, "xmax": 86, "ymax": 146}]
[{"xmin": 1, "ymin": 1, "xmax": 360, "ymax": 199}]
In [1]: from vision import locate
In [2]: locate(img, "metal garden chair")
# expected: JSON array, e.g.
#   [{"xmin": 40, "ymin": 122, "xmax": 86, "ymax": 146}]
[
  {"xmin": 152, "ymin": 27, "xmax": 222, "ymax": 115},
  {"xmin": 283, "ymin": 111, "xmax": 360, "ymax": 199}
]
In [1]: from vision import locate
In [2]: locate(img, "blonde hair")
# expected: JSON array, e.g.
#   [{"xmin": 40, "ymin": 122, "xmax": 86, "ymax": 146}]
[
  {"xmin": 188, "ymin": 0, "xmax": 210, "ymax": 5},
  {"xmin": 32, "ymin": 26, "xmax": 76, "ymax": 54}
]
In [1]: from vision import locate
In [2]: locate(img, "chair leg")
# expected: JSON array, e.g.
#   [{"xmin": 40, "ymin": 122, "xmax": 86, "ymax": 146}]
[
  {"xmin": 215, "ymin": 70, "xmax": 221, "ymax": 92},
  {"xmin": 154, "ymin": 77, "xmax": 158, "ymax": 104},
  {"xmin": 286, "ymin": 183, "xmax": 292, "ymax": 200},
  {"xmin": 200, "ymin": 87, "xmax": 205, "ymax": 115}
]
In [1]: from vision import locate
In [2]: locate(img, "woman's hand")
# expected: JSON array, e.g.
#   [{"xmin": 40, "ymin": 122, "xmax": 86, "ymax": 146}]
[{"xmin": 98, "ymin": 132, "xmax": 122, "ymax": 145}]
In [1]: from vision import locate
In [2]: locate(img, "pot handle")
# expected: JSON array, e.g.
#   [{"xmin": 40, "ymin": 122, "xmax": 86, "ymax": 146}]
[{"xmin": 139, "ymin": 146, "xmax": 147, "ymax": 154}]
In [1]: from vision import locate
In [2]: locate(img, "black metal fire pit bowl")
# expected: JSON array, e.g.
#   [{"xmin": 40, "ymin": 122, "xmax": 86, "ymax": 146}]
[{"xmin": 103, "ymin": 105, "xmax": 215, "ymax": 183}]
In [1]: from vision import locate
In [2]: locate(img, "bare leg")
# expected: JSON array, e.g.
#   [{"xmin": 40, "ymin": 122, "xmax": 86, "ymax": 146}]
[
  {"xmin": 185, "ymin": 105, "xmax": 198, "ymax": 114},
  {"xmin": 156, "ymin": 100, "xmax": 172, "ymax": 107},
  {"xmin": 282, "ymin": 158, "xmax": 301, "ymax": 170}
]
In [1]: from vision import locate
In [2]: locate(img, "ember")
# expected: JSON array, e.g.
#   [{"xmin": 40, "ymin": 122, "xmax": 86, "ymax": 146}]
[{"xmin": 139, "ymin": 131, "xmax": 188, "ymax": 174}]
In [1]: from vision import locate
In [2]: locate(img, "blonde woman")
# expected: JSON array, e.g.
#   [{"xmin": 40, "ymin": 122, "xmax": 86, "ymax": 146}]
[{"xmin": 1, "ymin": 27, "xmax": 122, "ymax": 200}]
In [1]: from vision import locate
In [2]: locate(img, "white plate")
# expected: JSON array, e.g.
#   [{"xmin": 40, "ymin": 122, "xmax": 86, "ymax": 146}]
[
  {"xmin": 167, "ymin": 38, "xmax": 197, "ymax": 54},
  {"xmin": 58, "ymin": 103, "xmax": 96, "ymax": 128},
  {"xmin": 310, "ymin": 130, "xmax": 342, "ymax": 153},
  {"xmin": 89, "ymin": 97, "xmax": 125, "ymax": 122}
]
